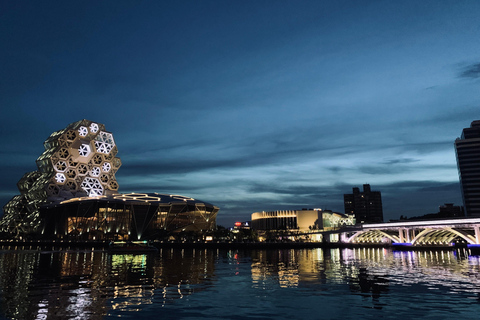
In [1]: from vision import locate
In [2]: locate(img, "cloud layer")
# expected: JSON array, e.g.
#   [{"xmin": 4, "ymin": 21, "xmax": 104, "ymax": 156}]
[{"xmin": 1, "ymin": 1, "xmax": 478, "ymax": 225}]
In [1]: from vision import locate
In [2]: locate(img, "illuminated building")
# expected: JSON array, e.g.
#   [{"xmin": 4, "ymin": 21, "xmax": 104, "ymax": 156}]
[
  {"xmin": 233, "ymin": 221, "xmax": 251, "ymax": 229},
  {"xmin": 251, "ymin": 209, "xmax": 355, "ymax": 231},
  {"xmin": 0, "ymin": 120, "xmax": 219, "ymax": 240},
  {"xmin": 344, "ymin": 184, "xmax": 383, "ymax": 223},
  {"xmin": 41, "ymin": 193, "xmax": 219, "ymax": 241},
  {"xmin": 455, "ymin": 120, "xmax": 480, "ymax": 216}
]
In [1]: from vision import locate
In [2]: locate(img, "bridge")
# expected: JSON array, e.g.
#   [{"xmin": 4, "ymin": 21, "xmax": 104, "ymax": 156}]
[{"xmin": 331, "ymin": 218, "xmax": 480, "ymax": 247}]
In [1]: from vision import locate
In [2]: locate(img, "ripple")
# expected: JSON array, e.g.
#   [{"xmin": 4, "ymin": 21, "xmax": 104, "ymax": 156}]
[{"xmin": 1, "ymin": 248, "xmax": 480, "ymax": 319}]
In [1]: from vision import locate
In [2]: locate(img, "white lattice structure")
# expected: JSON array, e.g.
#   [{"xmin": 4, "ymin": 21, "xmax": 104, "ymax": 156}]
[{"xmin": 0, "ymin": 120, "xmax": 121, "ymax": 235}]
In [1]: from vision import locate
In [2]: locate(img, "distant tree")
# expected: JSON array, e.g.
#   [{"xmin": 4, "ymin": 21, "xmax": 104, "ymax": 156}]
[
  {"xmin": 237, "ymin": 229, "xmax": 258, "ymax": 242},
  {"xmin": 213, "ymin": 225, "xmax": 231, "ymax": 240}
]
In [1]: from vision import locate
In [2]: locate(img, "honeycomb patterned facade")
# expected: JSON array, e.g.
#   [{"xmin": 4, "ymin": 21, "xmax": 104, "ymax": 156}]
[{"xmin": 0, "ymin": 120, "xmax": 121, "ymax": 235}]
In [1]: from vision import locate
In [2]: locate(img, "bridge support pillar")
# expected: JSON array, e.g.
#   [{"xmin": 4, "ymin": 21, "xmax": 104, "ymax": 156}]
[
  {"xmin": 406, "ymin": 229, "xmax": 411, "ymax": 243},
  {"xmin": 398, "ymin": 228, "xmax": 413, "ymax": 243},
  {"xmin": 475, "ymin": 226, "xmax": 480, "ymax": 244},
  {"xmin": 399, "ymin": 228, "xmax": 411, "ymax": 243}
]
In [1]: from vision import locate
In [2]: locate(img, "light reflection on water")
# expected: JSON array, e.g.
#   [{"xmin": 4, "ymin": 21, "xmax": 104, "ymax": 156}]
[{"xmin": 0, "ymin": 247, "xmax": 480, "ymax": 319}]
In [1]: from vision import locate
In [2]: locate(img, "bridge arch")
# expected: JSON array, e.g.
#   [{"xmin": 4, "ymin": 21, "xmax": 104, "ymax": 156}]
[
  {"xmin": 411, "ymin": 227, "xmax": 476, "ymax": 245},
  {"xmin": 347, "ymin": 230, "xmax": 400, "ymax": 244}
]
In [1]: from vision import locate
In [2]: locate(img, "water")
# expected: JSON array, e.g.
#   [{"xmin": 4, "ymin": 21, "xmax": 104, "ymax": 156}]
[{"xmin": 1, "ymin": 246, "xmax": 480, "ymax": 319}]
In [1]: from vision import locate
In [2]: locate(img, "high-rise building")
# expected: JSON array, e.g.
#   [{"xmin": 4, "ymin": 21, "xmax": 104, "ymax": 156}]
[
  {"xmin": 455, "ymin": 120, "xmax": 480, "ymax": 216},
  {"xmin": 344, "ymin": 184, "xmax": 383, "ymax": 223}
]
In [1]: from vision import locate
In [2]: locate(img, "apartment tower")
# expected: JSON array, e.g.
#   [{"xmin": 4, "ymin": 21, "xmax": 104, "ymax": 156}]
[
  {"xmin": 344, "ymin": 184, "xmax": 383, "ymax": 223},
  {"xmin": 455, "ymin": 120, "xmax": 480, "ymax": 216}
]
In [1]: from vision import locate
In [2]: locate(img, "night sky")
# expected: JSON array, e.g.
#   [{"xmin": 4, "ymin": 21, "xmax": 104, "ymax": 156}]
[{"xmin": 1, "ymin": 1, "xmax": 479, "ymax": 226}]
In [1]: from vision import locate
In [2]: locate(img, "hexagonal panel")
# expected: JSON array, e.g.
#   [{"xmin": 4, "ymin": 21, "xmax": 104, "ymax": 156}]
[
  {"xmin": 92, "ymin": 154, "xmax": 103, "ymax": 165},
  {"xmin": 77, "ymin": 164, "xmax": 88, "ymax": 175},
  {"xmin": 78, "ymin": 144, "xmax": 91, "ymax": 157},
  {"xmin": 67, "ymin": 157, "xmax": 78, "ymax": 167},
  {"xmin": 55, "ymin": 173, "xmax": 66, "ymax": 184},
  {"xmin": 78, "ymin": 126, "xmax": 88, "ymax": 137},
  {"xmin": 57, "ymin": 148, "xmax": 69, "ymax": 159},
  {"xmin": 94, "ymin": 131, "xmax": 115, "ymax": 154},
  {"xmin": 66, "ymin": 130, "xmax": 76, "ymax": 140},
  {"xmin": 89, "ymin": 123, "xmax": 99, "ymax": 133},
  {"xmin": 55, "ymin": 161, "xmax": 67, "ymax": 172},
  {"xmin": 66, "ymin": 169, "xmax": 76, "ymax": 179},
  {"xmin": 91, "ymin": 167, "xmax": 100, "ymax": 177},
  {"xmin": 65, "ymin": 180, "xmax": 77, "ymax": 191},
  {"xmin": 80, "ymin": 177, "xmax": 103, "ymax": 197},
  {"xmin": 47, "ymin": 184, "xmax": 60, "ymax": 196},
  {"xmin": 113, "ymin": 158, "xmax": 122, "ymax": 168},
  {"xmin": 109, "ymin": 180, "xmax": 119, "ymax": 190},
  {"xmin": 102, "ymin": 162, "xmax": 111, "ymax": 172}
]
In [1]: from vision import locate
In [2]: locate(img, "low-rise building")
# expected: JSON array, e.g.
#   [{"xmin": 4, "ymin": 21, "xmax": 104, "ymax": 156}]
[{"xmin": 251, "ymin": 209, "xmax": 355, "ymax": 232}]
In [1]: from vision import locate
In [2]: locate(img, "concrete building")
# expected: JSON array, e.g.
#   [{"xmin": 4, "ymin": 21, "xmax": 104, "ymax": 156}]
[
  {"xmin": 344, "ymin": 184, "xmax": 383, "ymax": 223},
  {"xmin": 455, "ymin": 120, "xmax": 480, "ymax": 216},
  {"xmin": 438, "ymin": 203, "xmax": 464, "ymax": 218}
]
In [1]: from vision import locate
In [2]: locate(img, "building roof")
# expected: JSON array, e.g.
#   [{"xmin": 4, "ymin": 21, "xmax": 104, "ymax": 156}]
[{"xmin": 56, "ymin": 192, "xmax": 218, "ymax": 207}]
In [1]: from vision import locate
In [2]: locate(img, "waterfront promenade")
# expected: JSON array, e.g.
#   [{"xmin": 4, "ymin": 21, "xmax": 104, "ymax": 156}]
[{"xmin": 3, "ymin": 217, "xmax": 480, "ymax": 252}]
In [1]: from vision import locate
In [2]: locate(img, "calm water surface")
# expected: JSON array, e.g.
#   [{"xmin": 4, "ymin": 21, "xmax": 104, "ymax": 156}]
[{"xmin": 1, "ymin": 246, "xmax": 480, "ymax": 319}]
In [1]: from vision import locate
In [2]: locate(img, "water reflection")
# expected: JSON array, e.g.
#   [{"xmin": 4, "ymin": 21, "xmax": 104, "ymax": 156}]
[
  {"xmin": 0, "ymin": 247, "xmax": 217, "ymax": 319},
  {"xmin": 1, "ymin": 246, "xmax": 480, "ymax": 319},
  {"xmin": 249, "ymin": 248, "xmax": 480, "ymax": 303}
]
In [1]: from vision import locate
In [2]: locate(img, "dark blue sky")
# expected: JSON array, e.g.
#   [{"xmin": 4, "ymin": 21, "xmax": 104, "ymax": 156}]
[{"xmin": 1, "ymin": 1, "xmax": 479, "ymax": 226}]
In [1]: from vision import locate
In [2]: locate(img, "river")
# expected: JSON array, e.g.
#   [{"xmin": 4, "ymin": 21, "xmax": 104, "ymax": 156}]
[{"xmin": 1, "ymin": 246, "xmax": 480, "ymax": 319}]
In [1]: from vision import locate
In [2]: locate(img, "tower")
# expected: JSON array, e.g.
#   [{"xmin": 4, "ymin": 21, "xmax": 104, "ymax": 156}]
[
  {"xmin": 455, "ymin": 120, "xmax": 480, "ymax": 216},
  {"xmin": 0, "ymin": 120, "xmax": 122, "ymax": 234}
]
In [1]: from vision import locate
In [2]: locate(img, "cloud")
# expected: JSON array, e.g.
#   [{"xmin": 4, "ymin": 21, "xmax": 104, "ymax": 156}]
[
  {"xmin": 382, "ymin": 158, "xmax": 419, "ymax": 165},
  {"xmin": 459, "ymin": 63, "xmax": 480, "ymax": 79},
  {"xmin": 208, "ymin": 179, "xmax": 462, "ymax": 226},
  {"xmin": 375, "ymin": 181, "xmax": 462, "ymax": 218}
]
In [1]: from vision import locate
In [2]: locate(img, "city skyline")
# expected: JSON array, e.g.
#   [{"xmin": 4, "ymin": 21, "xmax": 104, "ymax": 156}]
[{"xmin": 1, "ymin": 1, "xmax": 479, "ymax": 226}]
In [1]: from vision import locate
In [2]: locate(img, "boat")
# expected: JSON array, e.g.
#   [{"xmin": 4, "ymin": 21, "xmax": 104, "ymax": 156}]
[{"xmin": 107, "ymin": 241, "xmax": 158, "ymax": 254}]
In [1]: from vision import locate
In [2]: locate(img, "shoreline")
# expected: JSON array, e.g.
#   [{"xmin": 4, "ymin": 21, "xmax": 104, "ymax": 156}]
[{"xmin": 0, "ymin": 240, "xmax": 472, "ymax": 252}]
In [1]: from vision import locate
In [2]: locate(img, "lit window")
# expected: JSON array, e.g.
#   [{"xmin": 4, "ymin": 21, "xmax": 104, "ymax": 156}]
[
  {"xmin": 102, "ymin": 162, "xmax": 111, "ymax": 172},
  {"xmin": 91, "ymin": 167, "xmax": 100, "ymax": 177},
  {"xmin": 78, "ymin": 144, "xmax": 91, "ymax": 157},
  {"xmin": 80, "ymin": 177, "xmax": 103, "ymax": 196},
  {"xmin": 94, "ymin": 131, "xmax": 115, "ymax": 154},
  {"xmin": 55, "ymin": 173, "xmax": 66, "ymax": 183},
  {"xmin": 78, "ymin": 126, "xmax": 88, "ymax": 137},
  {"xmin": 89, "ymin": 123, "xmax": 99, "ymax": 133}
]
